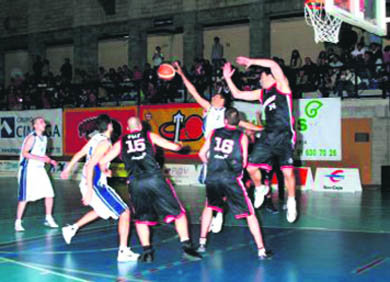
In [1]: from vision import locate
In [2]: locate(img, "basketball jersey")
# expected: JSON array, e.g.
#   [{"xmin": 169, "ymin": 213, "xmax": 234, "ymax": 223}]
[
  {"xmin": 82, "ymin": 133, "xmax": 111, "ymax": 185},
  {"xmin": 260, "ymin": 83, "xmax": 296, "ymax": 143},
  {"xmin": 203, "ymin": 106, "xmax": 226, "ymax": 138},
  {"xmin": 121, "ymin": 130, "xmax": 160, "ymax": 178},
  {"xmin": 207, "ymin": 127, "xmax": 244, "ymax": 177},
  {"xmin": 19, "ymin": 132, "xmax": 47, "ymax": 168}
]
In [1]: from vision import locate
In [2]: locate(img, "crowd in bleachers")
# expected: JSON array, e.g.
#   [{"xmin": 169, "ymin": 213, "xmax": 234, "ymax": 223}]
[{"xmin": 2, "ymin": 39, "xmax": 390, "ymax": 111}]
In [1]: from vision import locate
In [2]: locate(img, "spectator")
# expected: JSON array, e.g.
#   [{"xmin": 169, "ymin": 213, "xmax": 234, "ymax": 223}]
[
  {"xmin": 383, "ymin": 45, "xmax": 390, "ymax": 73},
  {"xmin": 42, "ymin": 59, "xmax": 50, "ymax": 79},
  {"xmin": 351, "ymin": 42, "xmax": 367, "ymax": 60},
  {"xmin": 317, "ymin": 68, "xmax": 336, "ymax": 97},
  {"xmin": 152, "ymin": 46, "xmax": 164, "ymax": 68},
  {"xmin": 211, "ymin": 36, "xmax": 224, "ymax": 69},
  {"xmin": 317, "ymin": 51, "xmax": 328, "ymax": 66},
  {"xmin": 329, "ymin": 55, "xmax": 343, "ymax": 68},
  {"xmin": 302, "ymin": 57, "xmax": 317, "ymax": 82},
  {"xmin": 122, "ymin": 65, "xmax": 132, "ymax": 81},
  {"xmin": 335, "ymin": 68, "xmax": 360, "ymax": 98},
  {"xmin": 326, "ymin": 47, "xmax": 336, "ymax": 61},
  {"xmin": 370, "ymin": 42, "xmax": 383, "ymax": 62},
  {"xmin": 60, "ymin": 58, "xmax": 73, "ymax": 82},
  {"xmin": 289, "ymin": 49, "xmax": 302, "ymax": 69},
  {"xmin": 32, "ymin": 55, "xmax": 43, "ymax": 79},
  {"xmin": 362, "ymin": 51, "xmax": 376, "ymax": 79}
]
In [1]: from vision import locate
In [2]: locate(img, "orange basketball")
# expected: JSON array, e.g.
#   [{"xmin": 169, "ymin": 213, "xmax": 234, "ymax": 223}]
[{"xmin": 157, "ymin": 63, "xmax": 176, "ymax": 81}]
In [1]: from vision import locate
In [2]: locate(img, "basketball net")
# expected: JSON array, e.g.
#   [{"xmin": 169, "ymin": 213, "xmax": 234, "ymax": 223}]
[{"xmin": 304, "ymin": 0, "xmax": 342, "ymax": 44}]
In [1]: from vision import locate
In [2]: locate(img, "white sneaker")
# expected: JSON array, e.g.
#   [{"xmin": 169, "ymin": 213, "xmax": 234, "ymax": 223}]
[
  {"xmin": 15, "ymin": 220, "xmax": 25, "ymax": 232},
  {"xmin": 44, "ymin": 217, "xmax": 59, "ymax": 228},
  {"xmin": 117, "ymin": 248, "xmax": 140, "ymax": 262},
  {"xmin": 211, "ymin": 212, "xmax": 223, "ymax": 233},
  {"xmin": 197, "ymin": 244, "xmax": 206, "ymax": 253},
  {"xmin": 254, "ymin": 185, "xmax": 269, "ymax": 209},
  {"xmin": 286, "ymin": 198, "xmax": 297, "ymax": 223},
  {"xmin": 62, "ymin": 225, "xmax": 77, "ymax": 244},
  {"xmin": 258, "ymin": 248, "xmax": 273, "ymax": 260}
]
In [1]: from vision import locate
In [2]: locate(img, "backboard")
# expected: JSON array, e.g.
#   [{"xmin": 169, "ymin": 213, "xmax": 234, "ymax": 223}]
[{"xmin": 325, "ymin": 0, "xmax": 387, "ymax": 36}]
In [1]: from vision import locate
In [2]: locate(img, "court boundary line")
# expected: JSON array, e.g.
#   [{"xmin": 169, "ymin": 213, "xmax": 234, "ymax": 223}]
[
  {"xmin": 352, "ymin": 256, "xmax": 389, "ymax": 275},
  {"xmin": 0, "ymin": 256, "xmax": 90, "ymax": 282}
]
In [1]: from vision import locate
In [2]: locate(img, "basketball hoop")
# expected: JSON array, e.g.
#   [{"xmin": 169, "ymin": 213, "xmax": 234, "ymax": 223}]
[{"xmin": 304, "ymin": 0, "xmax": 343, "ymax": 44}]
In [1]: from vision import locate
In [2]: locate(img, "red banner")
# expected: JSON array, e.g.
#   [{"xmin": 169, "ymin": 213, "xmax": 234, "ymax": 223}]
[
  {"xmin": 140, "ymin": 103, "xmax": 204, "ymax": 160},
  {"xmin": 64, "ymin": 106, "xmax": 137, "ymax": 155}
]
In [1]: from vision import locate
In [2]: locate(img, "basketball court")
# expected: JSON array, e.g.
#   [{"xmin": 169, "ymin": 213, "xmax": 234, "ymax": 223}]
[
  {"xmin": 0, "ymin": 178, "xmax": 389, "ymax": 281},
  {"xmin": 1, "ymin": 0, "xmax": 390, "ymax": 281}
]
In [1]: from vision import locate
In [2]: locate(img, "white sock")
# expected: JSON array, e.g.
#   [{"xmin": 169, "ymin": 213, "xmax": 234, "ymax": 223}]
[
  {"xmin": 199, "ymin": 238, "xmax": 207, "ymax": 245},
  {"xmin": 287, "ymin": 197, "xmax": 296, "ymax": 206},
  {"xmin": 45, "ymin": 215, "xmax": 53, "ymax": 220},
  {"xmin": 119, "ymin": 245, "xmax": 127, "ymax": 252},
  {"xmin": 180, "ymin": 237, "xmax": 190, "ymax": 242},
  {"xmin": 15, "ymin": 219, "xmax": 22, "ymax": 224},
  {"xmin": 71, "ymin": 224, "xmax": 79, "ymax": 231}
]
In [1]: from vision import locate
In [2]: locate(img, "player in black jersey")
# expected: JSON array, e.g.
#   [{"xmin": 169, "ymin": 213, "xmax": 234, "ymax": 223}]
[
  {"xmin": 223, "ymin": 57, "xmax": 297, "ymax": 223},
  {"xmin": 197, "ymin": 108, "xmax": 271, "ymax": 259},
  {"xmin": 100, "ymin": 117, "xmax": 202, "ymax": 263}
]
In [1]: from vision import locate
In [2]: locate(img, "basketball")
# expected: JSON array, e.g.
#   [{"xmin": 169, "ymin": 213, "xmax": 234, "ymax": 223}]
[{"xmin": 157, "ymin": 63, "xmax": 176, "ymax": 81}]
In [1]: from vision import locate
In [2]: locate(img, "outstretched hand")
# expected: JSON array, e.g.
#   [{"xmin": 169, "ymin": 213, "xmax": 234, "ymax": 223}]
[
  {"xmin": 172, "ymin": 61, "xmax": 183, "ymax": 76},
  {"xmin": 223, "ymin": 62, "xmax": 235, "ymax": 80},
  {"xmin": 236, "ymin": 56, "xmax": 252, "ymax": 69}
]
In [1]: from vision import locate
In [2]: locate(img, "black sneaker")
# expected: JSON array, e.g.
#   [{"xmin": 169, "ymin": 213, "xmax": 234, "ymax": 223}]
[
  {"xmin": 182, "ymin": 240, "xmax": 202, "ymax": 260},
  {"xmin": 138, "ymin": 248, "xmax": 154, "ymax": 263},
  {"xmin": 265, "ymin": 197, "xmax": 279, "ymax": 214}
]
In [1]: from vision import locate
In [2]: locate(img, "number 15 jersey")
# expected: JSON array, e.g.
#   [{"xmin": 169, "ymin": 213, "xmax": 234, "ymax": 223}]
[
  {"xmin": 121, "ymin": 130, "xmax": 160, "ymax": 178},
  {"xmin": 207, "ymin": 127, "xmax": 245, "ymax": 178}
]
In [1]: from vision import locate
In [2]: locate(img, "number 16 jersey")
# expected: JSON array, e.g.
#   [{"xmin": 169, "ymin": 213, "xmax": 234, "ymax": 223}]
[
  {"xmin": 207, "ymin": 127, "xmax": 244, "ymax": 178},
  {"xmin": 121, "ymin": 130, "xmax": 160, "ymax": 178}
]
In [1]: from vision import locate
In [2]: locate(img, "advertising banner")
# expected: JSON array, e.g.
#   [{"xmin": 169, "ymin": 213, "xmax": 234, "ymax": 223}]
[
  {"xmin": 233, "ymin": 98, "xmax": 341, "ymax": 161},
  {"xmin": 64, "ymin": 106, "xmax": 137, "ymax": 155},
  {"xmin": 0, "ymin": 160, "xmax": 82, "ymax": 180},
  {"xmin": 140, "ymin": 103, "xmax": 204, "ymax": 160},
  {"xmin": 294, "ymin": 98, "xmax": 341, "ymax": 160},
  {"xmin": 313, "ymin": 168, "xmax": 362, "ymax": 192},
  {"xmin": 270, "ymin": 167, "xmax": 314, "ymax": 190},
  {"xmin": 0, "ymin": 109, "xmax": 63, "ymax": 156},
  {"xmin": 163, "ymin": 164, "xmax": 202, "ymax": 185}
]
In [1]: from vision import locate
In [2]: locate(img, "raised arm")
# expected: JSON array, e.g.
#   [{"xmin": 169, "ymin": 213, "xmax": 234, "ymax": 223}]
[
  {"xmin": 149, "ymin": 132, "xmax": 182, "ymax": 151},
  {"xmin": 223, "ymin": 62, "xmax": 261, "ymax": 101},
  {"xmin": 198, "ymin": 131, "xmax": 213, "ymax": 163},
  {"xmin": 173, "ymin": 62, "xmax": 211, "ymax": 110},
  {"xmin": 238, "ymin": 120, "xmax": 263, "ymax": 132},
  {"xmin": 236, "ymin": 56, "xmax": 288, "ymax": 87},
  {"xmin": 60, "ymin": 142, "xmax": 89, "ymax": 179}
]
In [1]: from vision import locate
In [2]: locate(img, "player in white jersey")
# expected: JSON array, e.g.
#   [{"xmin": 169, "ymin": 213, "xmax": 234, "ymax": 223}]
[
  {"xmin": 15, "ymin": 117, "xmax": 59, "ymax": 231},
  {"xmin": 60, "ymin": 114, "xmax": 139, "ymax": 262},
  {"xmin": 173, "ymin": 62, "xmax": 261, "ymax": 234}
]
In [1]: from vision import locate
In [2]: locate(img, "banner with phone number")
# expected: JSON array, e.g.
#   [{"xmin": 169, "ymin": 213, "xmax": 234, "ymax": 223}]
[
  {"xmin": 233, "ymin": 98, "xmax": 341, "ymax": 161},
  {"xmin": 294, "ymin": 98, "xmax": 341, "ymax": 160},
  {"xmin": 140, "ymin": 103, "xmax": 204, "ymax": 160},
  {"xmin": 64, "ymin": 106, "xmax": 137, "ymax": 155}
]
